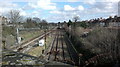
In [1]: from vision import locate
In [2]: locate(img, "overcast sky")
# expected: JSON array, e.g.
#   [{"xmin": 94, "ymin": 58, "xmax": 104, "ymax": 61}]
[{"xmin": 0, "ymin": 0, "xmax": 119, "ymax": 22}]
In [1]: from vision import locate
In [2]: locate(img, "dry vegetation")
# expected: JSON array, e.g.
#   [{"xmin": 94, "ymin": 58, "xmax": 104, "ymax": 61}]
[
  {"xmin": 26, "ymin": 35, "xmax": 54, "ymax": 57},
  {"xmin": 83, "ymin": 27, "xmax": 119, "ymax": 55},
  {"xmin": 19, "ymin": 30, "xmax": 43, "ymax": 43},
  {"xmin": 78, "ymin": 27, "xmax": 120, "ymax": 66},
  {"xmin": 66, "ymin": 26, "xmax": 120, "ymax": 66}
]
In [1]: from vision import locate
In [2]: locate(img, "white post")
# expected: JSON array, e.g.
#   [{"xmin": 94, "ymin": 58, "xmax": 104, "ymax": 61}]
[{"xmin": 16, "ymin": 28, "xmax": 19, "ymax": 44}]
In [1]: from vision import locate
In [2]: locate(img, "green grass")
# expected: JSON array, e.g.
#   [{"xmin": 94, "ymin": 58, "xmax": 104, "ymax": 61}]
[
  {"xmin": 2, "ymin": 26, "xmax": 16, "ymax": 37},
  {"xmin": 46, "ymin": 35, "xmax": 54, "ymax": 49},
  {"xmin": 19, "ymin": 30, "xmax": 44, "ymax": 43},
  {"xmin": 2, "ymin": 26, "xmax": 16, "ymax": 47},
  {"xmin": 26, "ymin": 35, "xmax": 54, "ymax": 57},
  {"xmin": 2, "ymin": 26, "xmax": 44, "ymax": 48},
  {"xmin": 27, "ymin": 46, "xmax": 45, "ymax": 57}
]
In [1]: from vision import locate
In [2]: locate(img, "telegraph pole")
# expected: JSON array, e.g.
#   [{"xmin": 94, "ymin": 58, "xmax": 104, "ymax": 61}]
[
  {"xmin": 44, "ymin": 29, "xmax": 46, "ymax": 49},
  {"xmin": 44, "ymin": 24, "xmax": 47, "ymax": 49}
]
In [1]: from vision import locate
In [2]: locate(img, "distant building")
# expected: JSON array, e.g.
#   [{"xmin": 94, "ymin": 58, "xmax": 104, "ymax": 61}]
[
  {"xmin": 86, "ymin": 16, "xmax": 120, "ymax": 28},
  {"xmin": 108, "ymin": 16, "xmax": 120, "ymax": 27},
  {"xmin": 0, "ymin": 16, "xmax": 8, "ymax": 25},
  {"xmin": 0, "ymin": 16, "xmax": 24, "ymax": 28}
]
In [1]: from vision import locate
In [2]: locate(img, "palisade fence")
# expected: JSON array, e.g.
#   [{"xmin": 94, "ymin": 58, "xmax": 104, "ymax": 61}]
[{"xmin": 64, "ymin": 33, "xmax": 79, "ymax": 66}]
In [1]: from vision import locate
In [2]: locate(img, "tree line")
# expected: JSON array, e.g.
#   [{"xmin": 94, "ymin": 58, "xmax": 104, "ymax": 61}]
[{"xmin": 2, "ymin": 10, "xmax": 49, "ymax": 29}]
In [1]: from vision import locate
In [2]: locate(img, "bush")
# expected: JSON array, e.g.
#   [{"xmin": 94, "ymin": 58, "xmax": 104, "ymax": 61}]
[
  {"xmin": 2, "ymin": 26, "xmax": 16, "ymax": 37},
  {"xmin": 78, "ymin": 22, "xmax": 88, "ymax": 28},
  {"xmin": 83, "ymin": 27, "xmax": 120, "ymax": 59}
]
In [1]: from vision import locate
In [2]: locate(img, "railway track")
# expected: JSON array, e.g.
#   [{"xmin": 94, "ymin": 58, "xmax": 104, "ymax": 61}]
[
  {"xmin": 57, "ymin": 31, "xmax": 64, "ymax": 61},
  {"xmin": 47, "ymin": 30, "xmax": 58, "ymax": 60},
  {"xmin": 47, "ymin": 30, "xmax": 59, "ymax": 61},
  {"xmin": 9, "ymin": 27, "xmax": 79, "ymax": 65},
  {"xmin": 54, "ymin": 29, "xmax": 59, "ymax": 60},
  {"xmin": 45, "ymin": 29, "xmax": 75, "ymax": 65},
  {"xmin": 61, "ymin": 33, "xmax": 65, "ymax": 60},
  {"xmin": 12, "ymin": 29, "xmax": 56, "ymax": 52}
]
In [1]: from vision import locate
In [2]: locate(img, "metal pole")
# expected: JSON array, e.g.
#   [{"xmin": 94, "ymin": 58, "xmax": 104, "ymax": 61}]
[
  {"xmin": 16, "ymin": 28, "xmax": 19, "ymax": 45},
  {"xmin": 79, "ymin": 56, "xmax": 80, "ymax": 67},
  {"xmin": 45, "ymin": 29, "xmax": 46, "ymax": 49},
  {"xmin": 71, "ymin": 25, "xmax": 72, "ymax": 39},
  {"xmin": 2, "ymin": 40, "xmax": 6, "ymax": 49},
  {"xmin": 79, "ymin": 53, "xmax": 83, "ymax": 67}
]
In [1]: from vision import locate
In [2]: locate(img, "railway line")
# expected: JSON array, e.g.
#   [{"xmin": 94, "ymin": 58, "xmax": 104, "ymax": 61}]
[
  {"xmin": 10, "ymin": 27, "xmax": 79, "ymax": 66},
  {"xmin": 44, "ymin": 28, "xmax": 77, "ymax": 65},
  {"xmin": 12, "ymin": 29, "xmax": 56, "ymax": 52}
]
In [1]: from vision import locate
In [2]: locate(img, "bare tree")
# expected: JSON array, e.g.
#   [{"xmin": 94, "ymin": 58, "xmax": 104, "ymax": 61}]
[
  {"xmin": 72, "ymin": 16, "xmax": 80, "ymax": 36},
  {"xmin": 8, "ymin": 10, "xmax": 22, "ymax": 27},
  {"xmin": 33, "ymin": 17, "xmax": 41, "ymax": 23},
  {"xmin": 7, "ymin": 10, "xmax": 22, "ymax": 44},
  {"xmin": 73, "ymin": 16, "xmax": 80, "ymax": 22},
  {"xmin": 40, "ymin": 19, "xmax": 48, "ymax": 29}
]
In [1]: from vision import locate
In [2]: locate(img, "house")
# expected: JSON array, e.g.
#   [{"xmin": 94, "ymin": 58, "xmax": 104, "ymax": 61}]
[
  {"xmin": 108, "ymin": 16, "xmax": 120, "ymax": 27},
  {"xmin": 0, "ymin": 16, "xmax": 10, "ymax": 25},
  {"xmin": 87, "ymin": 16, "xmax": 120, "ymax": 28}
]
